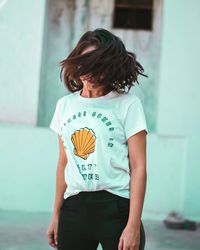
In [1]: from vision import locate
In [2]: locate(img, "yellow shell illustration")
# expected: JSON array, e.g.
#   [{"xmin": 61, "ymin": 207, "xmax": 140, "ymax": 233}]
[{"xmin": 71, "ymin": 127, "xmax": 96, "ymax": 160}]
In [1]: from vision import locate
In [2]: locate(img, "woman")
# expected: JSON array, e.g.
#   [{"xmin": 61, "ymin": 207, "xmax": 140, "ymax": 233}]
[{"xmin": 46, "ymin": 28, "xmax": 148, "ymax": 250}]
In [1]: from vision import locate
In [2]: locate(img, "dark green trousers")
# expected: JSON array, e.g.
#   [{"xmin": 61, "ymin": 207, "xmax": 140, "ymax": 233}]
[{"xmin": 58, "ymin": 190, "xmax": 146, "ymax": 250}]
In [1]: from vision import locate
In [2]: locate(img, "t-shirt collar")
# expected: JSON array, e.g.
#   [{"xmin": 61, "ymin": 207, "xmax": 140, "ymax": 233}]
[{"xmin": 76, "ymin": 89, "xmax": 118, "ymax": 102}]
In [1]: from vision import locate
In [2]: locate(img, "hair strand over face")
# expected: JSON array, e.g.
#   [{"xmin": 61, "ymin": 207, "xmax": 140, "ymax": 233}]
[{"xmin": 59, "ymin": 28, "xmax": 148, "ymax": 93}]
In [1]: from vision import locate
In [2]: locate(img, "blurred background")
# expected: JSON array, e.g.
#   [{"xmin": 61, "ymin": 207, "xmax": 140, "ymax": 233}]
[{"xmin": 0, "ymin": 0, "xmax": 200, "ymax": 249}]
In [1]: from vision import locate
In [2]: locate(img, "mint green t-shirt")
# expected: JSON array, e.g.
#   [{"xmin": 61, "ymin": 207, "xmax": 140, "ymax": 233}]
[{"xmin": 49, "ymin": 89, "xmax": 148, "ymax": 199}]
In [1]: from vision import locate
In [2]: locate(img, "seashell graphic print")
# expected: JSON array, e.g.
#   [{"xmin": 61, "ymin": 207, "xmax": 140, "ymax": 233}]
[{"xmin": 71, "ymin": 127, "xmax": 96, "ymax": 160}]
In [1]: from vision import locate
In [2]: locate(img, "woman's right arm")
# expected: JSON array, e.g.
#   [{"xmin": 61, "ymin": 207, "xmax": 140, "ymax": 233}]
[
  {"xmin": 46, "ymin": 135, "xmax": 68, "ymax": 249},
  {"xmin": 52, "ymin": 135, "xmax": 68, "ymax": 218}
]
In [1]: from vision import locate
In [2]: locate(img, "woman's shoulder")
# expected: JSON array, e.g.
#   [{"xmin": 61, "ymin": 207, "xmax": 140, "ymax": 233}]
[
  {"xmin": 117, "ymin": 90, "xmax": 142, "ymax": 106},
  {"xmin": 57, "ymin": 91, "xmax": 77, "ymax": 104}
]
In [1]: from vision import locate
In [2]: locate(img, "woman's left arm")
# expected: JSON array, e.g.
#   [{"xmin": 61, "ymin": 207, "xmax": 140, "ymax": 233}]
[
  {"xmin": 127, "ymin": 129, "xmax": 147, "ymax": 228},
  {"xmin": 118, "ymin": 129, "xmax": 147, "ymax": 250}
]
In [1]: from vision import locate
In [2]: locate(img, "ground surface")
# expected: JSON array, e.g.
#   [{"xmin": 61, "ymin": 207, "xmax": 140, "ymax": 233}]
[{"xmin": 0, "ymin": 210, "xmax": 199, "ymax": 250}]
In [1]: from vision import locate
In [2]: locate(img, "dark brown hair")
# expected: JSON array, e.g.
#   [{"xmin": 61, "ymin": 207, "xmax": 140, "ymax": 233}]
[{"xmin": 59, "ymin": 28, "xmax": 148, "ymax": 94}]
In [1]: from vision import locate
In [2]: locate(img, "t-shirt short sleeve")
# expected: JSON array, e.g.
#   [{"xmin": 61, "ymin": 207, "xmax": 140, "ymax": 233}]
[
  {"xmin": 124, "ymin": 96, "xmax": 148, "ymax": 140},
  {"xmin": 49, "ymin": 98, "xmax": 63, "ymax": 136}
]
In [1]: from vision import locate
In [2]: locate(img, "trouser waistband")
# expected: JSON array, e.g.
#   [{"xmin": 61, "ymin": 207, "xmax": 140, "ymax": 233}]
[{"xmin": 72, "ymin": 190, "xmax": 127, "ymax": 203}]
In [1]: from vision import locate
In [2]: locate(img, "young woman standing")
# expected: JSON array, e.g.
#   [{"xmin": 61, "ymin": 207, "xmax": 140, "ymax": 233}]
[{"xmin": 46, "ymin": 28, "xmax": 148, "ymax": 250}]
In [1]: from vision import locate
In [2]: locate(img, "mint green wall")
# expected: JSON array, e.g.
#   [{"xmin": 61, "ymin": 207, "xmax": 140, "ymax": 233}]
[
  {"xmin": 157, "ymin": 0, "xmax": 200, "ymax": 219},
  {"xmin": 0, "ymin": 124, "xmax": 58, "ymax": 212},
  {"xmin": 0, "ymin": 0, "xmax": 46, "ymax": 125}
]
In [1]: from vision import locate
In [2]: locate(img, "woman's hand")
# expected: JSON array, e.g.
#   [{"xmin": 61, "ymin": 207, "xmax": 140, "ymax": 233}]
[
  {"xmin": 46, "ymin": 215, "xmax": 59, "ymax": 249},
  {"xmin": 118, "ymin": 224, "xmax": 140, "ymax": 250}
]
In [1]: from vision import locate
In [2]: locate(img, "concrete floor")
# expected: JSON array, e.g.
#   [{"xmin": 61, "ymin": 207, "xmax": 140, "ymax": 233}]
[{"xmin": 0, "ymin": 210, "xmax": 200, "ymax": 250}]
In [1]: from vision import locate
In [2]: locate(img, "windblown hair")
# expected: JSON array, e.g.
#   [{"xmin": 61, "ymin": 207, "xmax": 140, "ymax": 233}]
[{"xmin": 59, "ymin": 28, "xmax": 148, "ymax": 94}]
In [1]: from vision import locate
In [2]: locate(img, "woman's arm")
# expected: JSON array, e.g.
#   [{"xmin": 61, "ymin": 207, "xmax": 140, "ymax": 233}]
[
  {"xmin": 127, "ymin": 130, "xmax": 147, "ymax": 228},
  {"xmin": 46, "ymin": 135, "xmax": 68, "ymax": 248},
  {"xmin": 118, "ymin": 130, "xmax": 147, "ymax": 249},
  {"xmin": 52, "ymin": 135, "xmax": 68, "ymax": 218}
]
